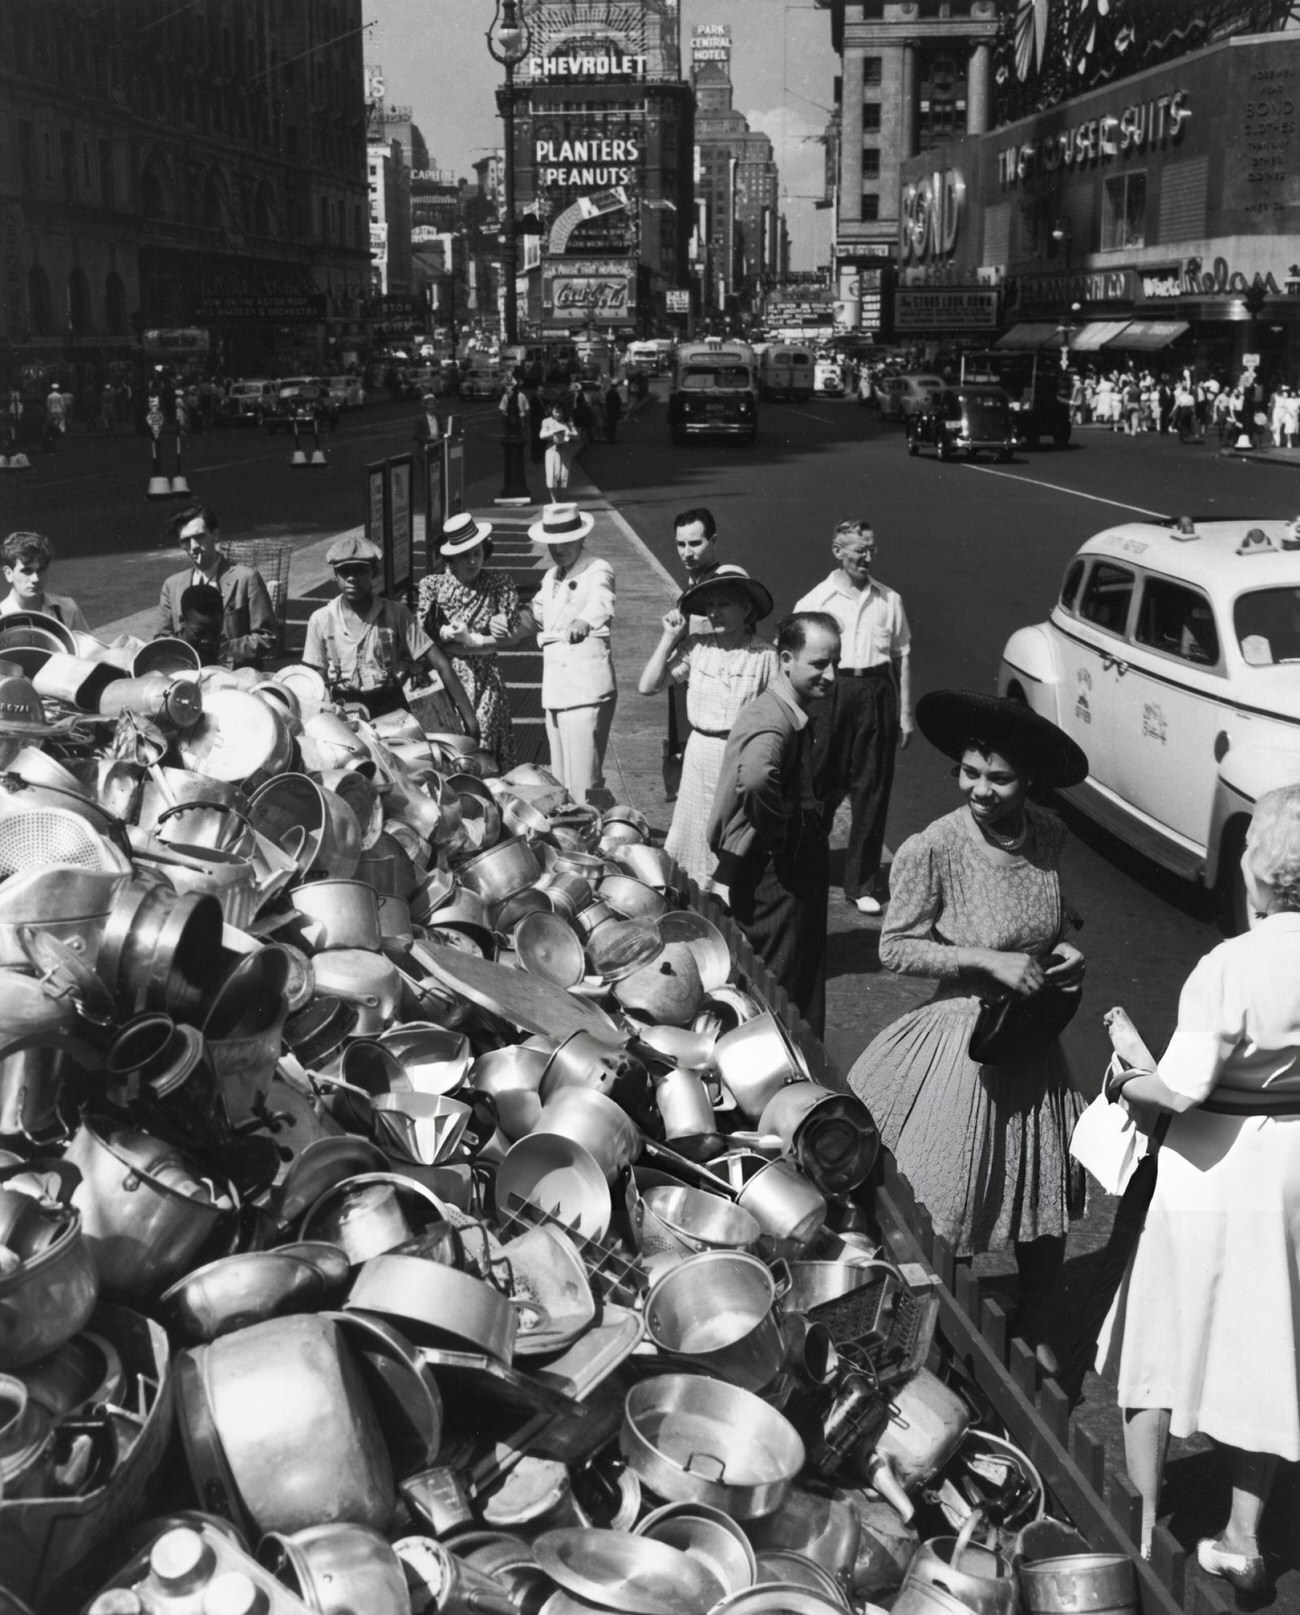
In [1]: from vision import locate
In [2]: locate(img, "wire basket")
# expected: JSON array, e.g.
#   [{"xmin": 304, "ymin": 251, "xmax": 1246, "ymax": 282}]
[{"xmin": 219, "ymin": 540, "xmax": 291, "ymax": 651}]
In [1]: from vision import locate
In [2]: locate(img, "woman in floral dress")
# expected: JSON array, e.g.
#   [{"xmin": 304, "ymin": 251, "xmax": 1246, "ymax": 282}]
[
  {"xmin": 418, "ymin": 512, "xmax": 527, "ymax": 770},
  {"xmin": 638, "ymin": 565, "xmax": 778, "ymax": 889},
  {"xmin": 848, "ymin": 691, "xmax": 1089, "ymax": 1361}
]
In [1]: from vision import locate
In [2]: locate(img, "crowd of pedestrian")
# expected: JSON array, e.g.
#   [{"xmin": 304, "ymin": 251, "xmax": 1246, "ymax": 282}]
[{"xmin": 1069, "ymin": 365, "xmax": 1300, "ymax": 449}]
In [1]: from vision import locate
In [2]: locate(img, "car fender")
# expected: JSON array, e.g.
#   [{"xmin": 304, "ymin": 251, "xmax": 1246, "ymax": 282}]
[
  {"xmin": 1207, "ymin": 733, "xmax": 1300, "ymax": 885},
  {"xmin": 997, "ymin": 624, "xmax": 1062, "ymax": 721}
]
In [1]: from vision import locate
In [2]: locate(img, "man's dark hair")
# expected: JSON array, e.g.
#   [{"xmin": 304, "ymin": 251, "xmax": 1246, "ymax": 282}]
[
  {"xmin": 162, "ymin": 503, "xmax": 219, "ymax": 546},
  {"xmin": 674, "ymin": 508, "xmax": 717, "ymax": 539},
  {"xmin": 2, "ymin": 530, "xmax": 53, "ymax": 568},
  {"xmin": 179, "ymin": 583, "xmax": 223, "ymax": 619},
  {"xmin": 776, "ymin": 611, "xmax": 840, "ymax": 656}
]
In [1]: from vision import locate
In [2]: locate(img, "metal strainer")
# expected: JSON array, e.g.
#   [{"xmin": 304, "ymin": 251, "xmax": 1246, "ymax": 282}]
[{"xmin": 0, "ymin": 807, "xmax": 133, "ymax": 879}]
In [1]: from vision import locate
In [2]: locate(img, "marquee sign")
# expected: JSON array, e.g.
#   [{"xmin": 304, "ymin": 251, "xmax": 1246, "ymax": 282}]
[{"xmin": 998, "ymin": 90, "xmax": 1192, "ymax": 185}]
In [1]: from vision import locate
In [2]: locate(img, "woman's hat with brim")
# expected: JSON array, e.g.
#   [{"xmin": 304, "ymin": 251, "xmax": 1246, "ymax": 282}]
[
  {"xmin": 679, "ymin": 563, "xmax": 774, "ymax": 623},
  {"xmin": 440, "ymin": 512, "xmax": 493, "ymax": 557},
  {"xmin": 528, "ymin": 503, "xmax": 595, "ymax": 546},
  {"xmin": 916, "ymin": 689, "xmax": 1089, "ymax": 790}
]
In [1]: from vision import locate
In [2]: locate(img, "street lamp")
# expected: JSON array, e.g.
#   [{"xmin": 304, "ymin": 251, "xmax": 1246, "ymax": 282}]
[
  {"xmin": 486, "ymin": 0, "xmax": 530, "ymax": 347},
  {"xmin": 486, "ymin": 0, "xmax": 532, "ymax": 503}
]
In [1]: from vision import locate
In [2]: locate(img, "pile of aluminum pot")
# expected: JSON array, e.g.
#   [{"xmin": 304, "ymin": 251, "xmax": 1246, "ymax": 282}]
[{"xmin": 0, "ymin": 632, "xmax": 1139, "ymax": 1615}]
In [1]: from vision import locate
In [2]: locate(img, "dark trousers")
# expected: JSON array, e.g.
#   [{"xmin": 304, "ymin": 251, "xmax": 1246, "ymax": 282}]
[
  {"xmin": 822, "ymin": 668, "xmax": 898, "ymax": 900},
  {"xmin": 333, "ymin": 683, "xmax": 408, "ymax": 719},
  {"xmin": 730, "ymin": 816, "xmax": 829, "ymax": 1038}
]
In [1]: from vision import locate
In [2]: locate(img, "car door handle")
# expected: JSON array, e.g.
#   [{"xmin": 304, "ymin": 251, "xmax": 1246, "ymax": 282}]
[{"xmin": 1100, "ymin": 653, "xmax": 1130, "ymax": 676}]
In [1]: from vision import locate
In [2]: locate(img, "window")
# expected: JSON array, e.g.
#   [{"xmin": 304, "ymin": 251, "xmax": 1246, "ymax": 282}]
[
  {"xmin": 863, "ymin": 56, "xmax": 882, "ymax": 87},
  {"xmin": 862, "ymin": 102, "xmax": 881, "ymax": 133},
  {"xmin": 862, "ymin": 148, "xmax": 881, "ymax": 179},
  {"xmin": 1059, "ymin": 559, "xmax": 1085, "ymax": 613},
  {"xmin": 1235, "ymin": 587, "xmax": 1300, "ymax": 666},
  {"xmin": 861, "ymin": 193, "xmax": 879, "ymax": 221},
  {"xmin": 1136, "ymin": 578, "xmax": 1220, "ymax": 666},
  {"xmin": 1079, "ymin": 562, "xmax": 1135, "ymax": 636},
  {"xmin": 1101, "ymin": 172, "xmax": 1146, "ymax": 251}
]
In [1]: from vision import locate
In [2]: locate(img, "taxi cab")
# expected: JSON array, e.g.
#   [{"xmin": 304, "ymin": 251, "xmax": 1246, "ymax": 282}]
[{"xmin": 998, "ymin": 517, "xmax": 1300, "ymax": 928}]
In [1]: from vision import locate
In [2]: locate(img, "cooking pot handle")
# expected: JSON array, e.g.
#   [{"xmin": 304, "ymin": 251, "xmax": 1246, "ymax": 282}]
[
  {"xmin": 155, "ymin": 799, "xmax": 254, "ymax": 852},
  {"xmin": 0, "ymin": 1030, "xmax": 103, "ymax": 1073},
  {"xmin": 769, "ymin": 1257, "xmax": 792, "ymax": 1300},
  {"xmin": 684, "ymin": 1451, "xmax": 726, "ymax": 1480},
  {"xmin": 952, "ymin": 1507, "xmax": 993, "ymax": 1567}
]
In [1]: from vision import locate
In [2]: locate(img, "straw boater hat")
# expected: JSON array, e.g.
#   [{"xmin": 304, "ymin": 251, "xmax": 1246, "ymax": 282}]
[
  {"xmin": 527, "ymin": 503, "xmax": 595, "ymax": 546},
  {"xmin": 915, "ymin": 690, "xmax": 1089, "ymax": 791},
  {"xmin": 440, "ymin": 512, "xmax": 493, "ymax": 557},
  {"xmin": 679, "ymin": 563, "xmax": 774, "ymax": 623}
]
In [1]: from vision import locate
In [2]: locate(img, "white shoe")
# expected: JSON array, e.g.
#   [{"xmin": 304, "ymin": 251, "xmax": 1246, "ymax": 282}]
[{"xmin": 852, "ymin": 894, "xmax": 883, "ymax": 915}]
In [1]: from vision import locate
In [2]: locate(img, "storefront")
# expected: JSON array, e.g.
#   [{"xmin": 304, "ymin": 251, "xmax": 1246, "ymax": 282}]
[{"xmin": 897, "ymin": 31, "xmax": 1300, "ymax": 384}]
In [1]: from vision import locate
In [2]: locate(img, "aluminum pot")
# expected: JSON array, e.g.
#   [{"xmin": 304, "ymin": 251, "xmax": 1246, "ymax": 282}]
[
  {"xmin": 614, "ymin": 940, "xmax": 704, "ymax": 1028},
  {"xmin": 621, "ymin": 1373, "xmax": 805, "ymax": 1521},
  {"xmin": 873, "ymin": 1368, "xmax": 971, "ymax": 1491},
  {"xmin": 298, "ymin": 1172, "xmax": 450, "ymax": 1265},
  {"xmin": 310, "ymin": 951, "xmax": 402, "ymax": 1037},
  {"xmin": 95, "ymin": 875, "xmax": 224, "ymax": 1022},
  {"xmin": 346, "ymin": 1252, "xmax": 518, "ymax": 1362},
  {"xmin": 747, "ymin": 1486, "xmax": 861, "ymax": 1590},
  {"xmin": 1018, "ymin": 1556, "xmax": 1137, "ymax": 1615},
  {"xmin": 178, "ymin": 688, "xmax": 294, "ymax": 790},
  {"xmin": 176, "ymin": 1313, "xmax": 395, "ymax": 1537},
  {"xmin": 137, "ymin": 770, "xmax": 249, "ymax": 842},
  {"xmin": 728, "ymin": 1157, "xmax": 828, "ymax": 1256},
  {"xmin": 248, "ymin": 773, "xmax": 362, "ymax": 881},
  {"xmin": 598, "ymin": 874, "xmax": 668, "ymax": 923},
  {"xmin": 98, "ymin": 674, "xmax": 203, "ymax": 730},
  {"xmin": 0, "ymin": 1373, "xmax": 55, "ymax": 1500},
  {"xmin": 635, "ymin": 1502, "xmax": 758, "ymax": 1599},
  {"xmin": 644, "ymin": 1252, "xmax": 789, "ymax": 1392},
  {"xmin": 378, "ymin": 1024, "xmax": 472, "ymax": 1096},
  {"xmin": 540, "ymin": 1032, "xmax": 649, "ymax": 1115},
  {"xmin": 259, "ymin": 1523, "xmax": 410, "ymax": 1615},
  {"xmin": 654, "ymin": 1070, "xmax": 716, "ymax": 1142},
  {"xmin": 713, "ymin": 1014, "xmax": 804, "ymax": 1121},
  {"xmin": 0, "ymin": 1202, "xmax": 98, "ymax": 1370},
  {"xmin": 658, "ymin": 911, "xmax": 732, "ymax": 993},
  {"xmin": 535, "ymin": 1089, "xmax": 641, "ymax": 1182},
  {"xmin": 291, "ymin": 880, "xmax": 383, "ymax": 954},
  {"xmin": 457, "ymin": 838, "xmax": 543, "ymax": 905},
  {"xmin": 66, "ymin": 1121, "xmax": 234, "ymax": 1300},
  {"xmin": 202, "ymin": 947, "xmax": 291, "ymax": 1124},
  {"xmin": 903, "ymin": 1517, "xmax": 1017, "ymax": 1615},
  {"xmin": 0, "ymin": 974, "xmax": 80, "ymax": 1138}
]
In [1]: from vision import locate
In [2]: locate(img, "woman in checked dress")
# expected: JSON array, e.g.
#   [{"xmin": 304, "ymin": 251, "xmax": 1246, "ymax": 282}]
[
  {"xmin": 638, "ymin": 566, "xmax": 778, "ymax": 890},
  {"xmin": 418, "ymin": 512, "xmax": 526, "ymax": 771}
]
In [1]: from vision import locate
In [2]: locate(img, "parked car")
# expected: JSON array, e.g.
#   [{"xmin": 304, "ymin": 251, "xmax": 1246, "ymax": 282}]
[
  {"xmin": 997, "ymin": 516, "xmax": 1300, "ymax": 929},
  {"xmin": 215, "ymin": 379, "xmax": 275, "ymax": 427},
  {"xmin": 906, "ymin": 385, "xmax": 1015, "ymax": 462},
  {"xmin": 264, "ymin": 380, "xmax": 340, "ymax": 433},
  {"xmin": 876, "ymin": 373, "xmax": 945, "ymax": 422},
  {"xmin": 324, "ymin": 375, "xmax": 365, "ymax": 409}
]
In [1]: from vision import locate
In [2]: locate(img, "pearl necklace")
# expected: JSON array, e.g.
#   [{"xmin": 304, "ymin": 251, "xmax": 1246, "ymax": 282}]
[{"xmin": 980, "ymin": 817, "xmax": 1028, "ymax": 853}]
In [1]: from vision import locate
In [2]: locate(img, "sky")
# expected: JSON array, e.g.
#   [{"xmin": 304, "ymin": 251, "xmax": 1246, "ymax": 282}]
[{"xmin": 362, "ymin": 0, "xmax": 839, "ymax": 269}]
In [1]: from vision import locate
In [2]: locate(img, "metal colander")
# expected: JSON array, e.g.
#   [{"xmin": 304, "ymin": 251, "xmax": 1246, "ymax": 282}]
[{"xmin": 0, "ymin": 808, "xmax": 133, "ymax": 879}]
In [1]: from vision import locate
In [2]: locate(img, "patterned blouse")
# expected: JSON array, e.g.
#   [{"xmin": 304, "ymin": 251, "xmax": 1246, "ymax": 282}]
[
  {"xmin": 668, "ymin": 633, "xmax": 779, "ymax": 734},
  {"xmin": 417, "ymin": 567, "xmax": 523, "ymax": 768}
]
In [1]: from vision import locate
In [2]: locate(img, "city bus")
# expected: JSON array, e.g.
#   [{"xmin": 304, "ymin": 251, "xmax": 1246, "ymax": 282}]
[{"xmin": 667, "ymin": 339, "xmax": 759, "ymax": 445}]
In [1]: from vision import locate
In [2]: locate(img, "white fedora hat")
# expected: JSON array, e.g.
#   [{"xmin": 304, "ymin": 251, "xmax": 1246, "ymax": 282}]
[
  {"xmin": 440, "ymin": 512, "xmax": 493, "ymax": 557},
  {"xmin": 527, "ymin": 503, "xmax": 595, "ymax": 546}
]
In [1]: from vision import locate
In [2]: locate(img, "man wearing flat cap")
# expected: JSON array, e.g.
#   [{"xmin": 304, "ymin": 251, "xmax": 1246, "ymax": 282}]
[
  {"xmin": 303, "ymin": 533, "xmax": 478, "ymax": 733},
  {"xmin": 796, "ymin": 518, "xmax": 912, "ymax": 915}
]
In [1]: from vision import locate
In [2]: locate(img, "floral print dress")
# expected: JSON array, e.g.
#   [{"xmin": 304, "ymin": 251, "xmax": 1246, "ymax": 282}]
[{"xmin": 417, "ymin": 568, "xmax": 523, "ymax": 769}]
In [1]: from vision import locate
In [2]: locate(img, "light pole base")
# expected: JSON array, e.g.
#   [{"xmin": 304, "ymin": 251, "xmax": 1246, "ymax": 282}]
[{"xmin": 496, "ymin": 430, "xmax": 532, "ymax": 504}]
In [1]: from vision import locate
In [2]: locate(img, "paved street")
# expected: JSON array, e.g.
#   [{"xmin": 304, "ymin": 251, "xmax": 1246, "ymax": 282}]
[{"xmin": 13, "ymin": 382, "xmax": 1300, "ymax": 1594}]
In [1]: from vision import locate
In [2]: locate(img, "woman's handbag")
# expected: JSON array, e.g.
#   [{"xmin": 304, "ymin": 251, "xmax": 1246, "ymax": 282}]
[{"xmin": 967, "ymin": 952, "xmax": 1080, "ymax": 1065}]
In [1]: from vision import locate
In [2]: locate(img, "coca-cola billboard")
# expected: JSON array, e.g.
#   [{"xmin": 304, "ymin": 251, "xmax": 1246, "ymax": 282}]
[{"xmin": 542, "ymin": 259, "xmax": 638, "ymax": 330}]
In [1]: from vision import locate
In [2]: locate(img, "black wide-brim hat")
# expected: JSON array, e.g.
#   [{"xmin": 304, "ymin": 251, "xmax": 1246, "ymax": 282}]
[
  {"xmin": 679, "ymin": 564, "xmax": 774, "ymax": 623},
  {"xmin": 916, "ymin": 690, "xmax": 1089, "ymax": 790}
]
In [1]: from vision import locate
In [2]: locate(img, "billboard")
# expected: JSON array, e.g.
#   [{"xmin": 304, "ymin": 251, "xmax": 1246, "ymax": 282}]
[
  {"xmin": 692, "ymin": 24, "xmax": 731, "ymax": 66},
  {"xmin": 542, "ymin": 258, "xmax": 637, "ymax": 329},
  {"xmin": 532, "ymin": 124, "xmax": 640, "ymax": 256},
  {"xmin": 894, "ymin": 287, "xmax": 999, "ymax": 332}
]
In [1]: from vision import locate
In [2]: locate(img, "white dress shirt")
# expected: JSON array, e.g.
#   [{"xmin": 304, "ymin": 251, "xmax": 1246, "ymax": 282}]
[{"xmin": 794, "ymin": 571, "xmax": 910, "ymax": 671}]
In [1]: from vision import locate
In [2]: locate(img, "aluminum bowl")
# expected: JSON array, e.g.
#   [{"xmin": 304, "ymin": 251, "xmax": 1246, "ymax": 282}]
[{"xmin": 158, "ymin": 1251, "xmax": 326, "ymax": 1345}]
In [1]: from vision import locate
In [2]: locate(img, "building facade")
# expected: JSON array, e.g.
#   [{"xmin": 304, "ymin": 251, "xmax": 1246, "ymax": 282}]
[
  {"xmin": 691, "ymin": 27, "xmax": 782, "ymax": 323},
  {"xmin": 815, "ymin": 0, "xmax": 998, "ymax": 335},
  {"xmin": 1, "ymin": 0, "xmax": 371, "ymax": 396},
  {"xmin": 896, "ymin": 25, "xmax": 1300, "ymax": 383},
  {"xmin": 505, "ymin": 0, "xmax": 694, "ymax": 335}
]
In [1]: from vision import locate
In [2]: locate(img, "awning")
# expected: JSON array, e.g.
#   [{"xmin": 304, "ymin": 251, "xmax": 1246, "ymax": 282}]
[
  {"xmin": 994, "ymin": 323, "xmax": 1062, "ymax": 350},
  {"xmin": 1066, "ymin": 319, "xmax": 1134, "ymax": 352},
  {"xmin": 1106, "ymin": 319, "xmax": 1190, "ymax": 351}
]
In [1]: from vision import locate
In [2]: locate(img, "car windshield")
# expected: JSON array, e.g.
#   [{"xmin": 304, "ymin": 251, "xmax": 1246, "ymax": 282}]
[
  {"xmin": 681, "ymin": 367, "xmax": 749, "ymax": 390},
  {"xmin": 1235, "ymin": 587, "xmax": 1300, "ymax": 665}
]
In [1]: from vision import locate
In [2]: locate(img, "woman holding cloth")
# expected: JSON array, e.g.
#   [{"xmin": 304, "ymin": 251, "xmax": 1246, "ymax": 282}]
[
  {"xmin": 848, "ymin": 691, "xmax": 1089, "ymax": 1358},
  {"xmin": 529, "ymin": 504, "xmax": 616, "ymax": 806},
  {"xmin": 637, "ymin": 564, "xmax": 778, "ymax": 889},
  {"xmin": 1101, "ymin": 784, "xmax": 1300, "ymax": 1588},
  {"xmin": 418, "ymin": 512, "xmax": 527, "ymax": 771}
]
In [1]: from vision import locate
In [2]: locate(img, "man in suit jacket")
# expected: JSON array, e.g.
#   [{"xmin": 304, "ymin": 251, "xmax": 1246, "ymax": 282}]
[{"xmin": 154, "ymin": 503, "xmax": 277, "ymax": 667}]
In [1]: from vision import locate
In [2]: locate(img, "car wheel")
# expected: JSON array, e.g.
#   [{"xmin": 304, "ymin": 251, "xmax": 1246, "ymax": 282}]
[
  {"xmin": 997, "ymin": 447, "xmax": 1013, "ymax": 463},
  {"xmin": 938, "ymin": 436, "xmax": 955, "ymax": 461}
]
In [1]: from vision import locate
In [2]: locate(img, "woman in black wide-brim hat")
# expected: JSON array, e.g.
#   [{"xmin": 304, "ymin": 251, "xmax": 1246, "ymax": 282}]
[{"xmin": 847, "ymin": 690, "xmax": 1090, "ymax": 1361}]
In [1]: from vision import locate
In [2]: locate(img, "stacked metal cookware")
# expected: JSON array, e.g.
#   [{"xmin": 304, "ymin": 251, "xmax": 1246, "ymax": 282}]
[{"xmin": 0, "ymin": 624, "xmax": 1138, "ymax": 1615}]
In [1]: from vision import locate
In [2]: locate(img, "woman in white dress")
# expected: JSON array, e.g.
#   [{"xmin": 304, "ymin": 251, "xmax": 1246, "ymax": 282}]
[{"xmin": 1103, "ymin": 783, "xmax": 1300, "ymax": 1589}]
